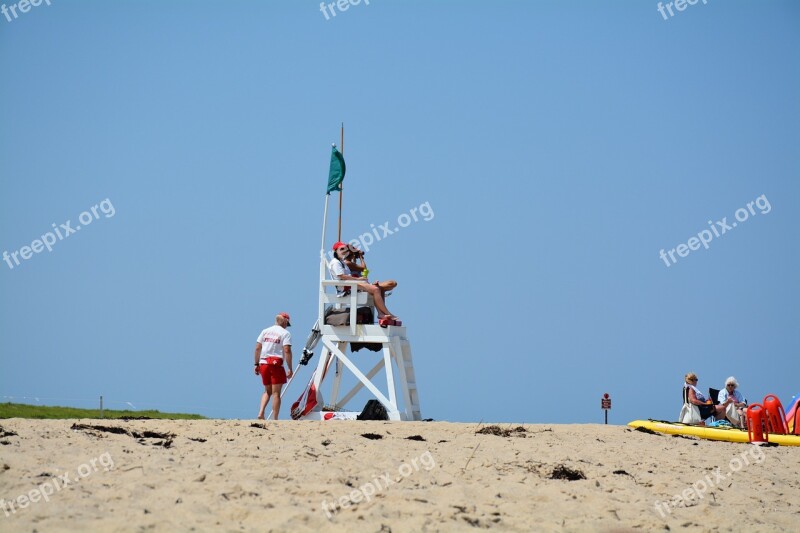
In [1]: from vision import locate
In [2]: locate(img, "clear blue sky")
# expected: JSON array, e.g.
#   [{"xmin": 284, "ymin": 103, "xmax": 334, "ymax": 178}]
[{"xmin": 2, "ymin": 1, "xmax": 798, "ymax": 423}]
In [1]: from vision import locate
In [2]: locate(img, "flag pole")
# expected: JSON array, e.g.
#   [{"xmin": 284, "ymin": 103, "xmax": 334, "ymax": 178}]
[
  {"xmin": 319, "ymin": 148, "xmax": 333, "ymax": 348},
  {"xmin": 321, "ymin": 140, "xmax": 336, "ymax": 260},
  {"xmin": 337, "ymin": 123, "xmax": 344, "ymax": 241},
  {"xmin": 321, "ymin": 193, "xmax": 330, "ymax": 257}
]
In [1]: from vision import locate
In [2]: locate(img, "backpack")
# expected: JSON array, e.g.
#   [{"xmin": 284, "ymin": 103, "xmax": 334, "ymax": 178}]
[{"xmin": 357, "ymin": 399, "xmax": 388, "ymax": 421}]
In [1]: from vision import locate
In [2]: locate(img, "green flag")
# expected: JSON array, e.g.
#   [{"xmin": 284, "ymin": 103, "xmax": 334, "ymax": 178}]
[{"xmin": 326, "ymin": 145, "xmax": 346, "ymax": 194}]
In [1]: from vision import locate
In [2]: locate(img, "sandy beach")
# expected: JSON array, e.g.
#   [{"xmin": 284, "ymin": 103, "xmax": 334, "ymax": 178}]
[{"xmin": 0, "ymin": 419, "xmax": 798, "ymax": 532}]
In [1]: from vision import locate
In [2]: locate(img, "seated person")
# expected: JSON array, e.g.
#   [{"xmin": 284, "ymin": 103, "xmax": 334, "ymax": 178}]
[
  {"xmin": 339, "ymin": 243, "xmax": 397, "ymax": 295},
  {"xmin": 684, "ymin": 372, "xmax": 727, "ymax": 424},
  {"xmin": 718, "ymin": 376, "xmax": 747, "ymax": 428},
  {"xmin": 329, "ymin": 241, "xmax": 399, "ymax": 323}
]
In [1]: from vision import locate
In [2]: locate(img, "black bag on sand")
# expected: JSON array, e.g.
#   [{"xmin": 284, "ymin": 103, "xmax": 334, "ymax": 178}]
[{"xmin": 357, "ymin": 399, "xmax": 388, "ymax": 421}]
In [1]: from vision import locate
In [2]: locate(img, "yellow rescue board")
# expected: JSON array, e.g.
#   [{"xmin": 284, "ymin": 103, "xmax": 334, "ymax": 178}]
[{"xmin": 627, "ymin": 420, "xmax": 800, "ymax": 447}]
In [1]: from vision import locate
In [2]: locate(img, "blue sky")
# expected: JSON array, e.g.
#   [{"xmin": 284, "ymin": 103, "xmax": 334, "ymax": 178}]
[{"xmin": 1, "ymin": 0, "xmax": 798, "ymax": 423}]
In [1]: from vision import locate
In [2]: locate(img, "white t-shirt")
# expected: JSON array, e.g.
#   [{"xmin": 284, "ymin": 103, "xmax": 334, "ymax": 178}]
[
  {"xmin": 718, "ymin": 388, "xmax": 744, "ymax": 405},
  {"xmin": 256, "ymin": 325, "xmax": 291, "ymax": 362},
  {"xmin": 329, "ymin": 258, "xmax": 352, "ymax": 294}
]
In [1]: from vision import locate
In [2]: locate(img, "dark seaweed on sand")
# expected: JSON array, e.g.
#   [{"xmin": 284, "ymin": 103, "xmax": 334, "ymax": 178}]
[
  {"xmin": 550, "ymin": 465, "xmax": 586, "ymax": 481},
  {"xmin": 476, "ymin": 425, "xmax": 528, "ymax": 437},
  {"xmin": 71, "ymin": 423, "xmax": 128, "ymax": 435},
  {"xmin": 71, "ymin": 423, "xmax": 174, "ymax": 447}
]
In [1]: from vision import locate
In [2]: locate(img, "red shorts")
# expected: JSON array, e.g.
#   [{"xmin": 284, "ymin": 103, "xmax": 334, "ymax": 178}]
[{"xmin": 259, "ymin": 358, "xmax": 287, "ymax": 386}]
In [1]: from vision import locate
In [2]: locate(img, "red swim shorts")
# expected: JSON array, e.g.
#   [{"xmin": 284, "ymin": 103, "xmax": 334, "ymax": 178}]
[{"xmin": 259, "ymin": 360, "xmax": 287, "ymax": 386}]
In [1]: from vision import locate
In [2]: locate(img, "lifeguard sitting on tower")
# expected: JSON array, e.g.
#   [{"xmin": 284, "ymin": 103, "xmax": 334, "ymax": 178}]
[{"xmin": 329, "ymin": 241, "xmax": 400, "ymax": 326}]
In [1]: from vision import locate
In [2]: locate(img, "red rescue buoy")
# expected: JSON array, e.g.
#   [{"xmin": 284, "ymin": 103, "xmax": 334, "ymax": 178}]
[
  {"xmin": 763, "ymin": 394, "xmax": 788, "ymax": 435},
  {"xmin": 746, "ymin": 404, "xmax": 769, "ymax": 444}
]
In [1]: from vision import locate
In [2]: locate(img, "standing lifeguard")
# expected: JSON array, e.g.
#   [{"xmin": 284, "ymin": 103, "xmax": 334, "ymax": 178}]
[{"xmin": 254, "ymin": 313, "xmax": 294, "ymax": 420}]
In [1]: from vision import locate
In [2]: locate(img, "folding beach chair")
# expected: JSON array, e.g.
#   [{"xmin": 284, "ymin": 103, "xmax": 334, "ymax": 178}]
[
  {"xmin": 679, "ymin": 387, "xmax": 702, "ymax": 425},
  {"xmin": 709, "ymin": 388, "xmax": 721, "ymax": 422}
]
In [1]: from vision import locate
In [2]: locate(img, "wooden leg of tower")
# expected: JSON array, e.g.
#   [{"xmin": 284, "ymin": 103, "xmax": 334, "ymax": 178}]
[
  {"xmin": 309, "ymin": 346, "xmax": 331, "ymax": 413},
  {"xmin": 399, "ymin": 339, "xmax": 421, "ymax": 420},
  {"xmin": 314, "ymin": 346, "xmax": 330, "ymax": 387},
  {"xmin": 383, "ymin": 342, "xmax": 398, "ymax": 417},
  {"xmin": 330, "ymin": 346, "xmax": 344, "ymax": 409},
  {"xmin": 389, "ymin": 337, "xmax": 412, "ymax": 420}
]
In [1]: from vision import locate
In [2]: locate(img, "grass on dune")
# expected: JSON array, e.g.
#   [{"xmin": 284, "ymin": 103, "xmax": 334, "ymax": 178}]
[{"xmin": 0, "ymin": 402, "xmax": 206, "ymax": 420}]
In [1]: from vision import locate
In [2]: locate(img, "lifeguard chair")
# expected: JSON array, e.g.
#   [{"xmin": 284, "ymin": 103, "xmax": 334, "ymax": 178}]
[
  {"xmin": 289, "ymin": 139, "xmax": 421, "ymax": 421},
  {"xmin": 289, "ymin": 252, "xmax": 422, "ymax": 421}
]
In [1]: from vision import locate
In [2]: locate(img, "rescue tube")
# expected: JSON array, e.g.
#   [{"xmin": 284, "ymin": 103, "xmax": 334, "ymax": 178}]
[{"xmin": 627, "ymin": 420, "xmax": 800, "ymax": 446}]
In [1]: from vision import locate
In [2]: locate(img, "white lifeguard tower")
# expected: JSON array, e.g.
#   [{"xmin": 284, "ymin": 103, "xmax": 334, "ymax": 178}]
[
  {"xmin": 291, "ymin": 254, "xmax": 422, "ymax": 421},
  {"xmin": 289, "ymin": 139, "xmax": 421, "ymax": 421}
]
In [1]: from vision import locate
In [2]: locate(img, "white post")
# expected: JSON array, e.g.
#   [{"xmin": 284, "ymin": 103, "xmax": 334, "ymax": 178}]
[
  {"xmin": 320, "ymin": 194, "xmax": 330, "ymax": 256},
  {"xmin": 383, "ymin": 343, "xmax": 397, "ymax": 413},
  {"xmin": 319, "ymin": 195, "xmax": 330, "ymax": 327}
]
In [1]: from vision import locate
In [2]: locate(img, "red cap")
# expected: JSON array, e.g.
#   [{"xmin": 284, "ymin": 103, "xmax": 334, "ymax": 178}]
[
  {"xmin": 279, "ymin": 312, "xmax": 291, "ymax": 327},
  {"xmin": 332, "ymin": 241, "xmax": 348, "ymax": 252}
]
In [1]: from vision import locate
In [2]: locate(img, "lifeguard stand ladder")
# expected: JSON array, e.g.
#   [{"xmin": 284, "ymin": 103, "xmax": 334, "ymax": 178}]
[{"xmin": 299, "ymin": 255, "xmax": 421, "ymax": 421}]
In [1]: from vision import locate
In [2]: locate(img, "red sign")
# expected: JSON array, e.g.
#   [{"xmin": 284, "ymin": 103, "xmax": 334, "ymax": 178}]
[{"xmin": 601, "ymin": 393, "xmax": 611, "ymax": 410}]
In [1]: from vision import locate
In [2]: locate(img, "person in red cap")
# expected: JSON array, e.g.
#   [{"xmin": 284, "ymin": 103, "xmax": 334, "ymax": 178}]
[
  {"xmin": 330, "ymin": 242, "xmax": 399, "ymax": 322},
  {"xmin": 254, "ymin": 312, "xmax": 294, "ymax": 420},
  {"xmin": 336, "ymin": 242, "xmax": 398, "ymax": 295}
]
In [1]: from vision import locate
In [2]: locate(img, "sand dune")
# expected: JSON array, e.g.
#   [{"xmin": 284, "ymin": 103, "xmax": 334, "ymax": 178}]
[{"xmin": 0, "ymin": 419, "xmax": 798, "ymax": 532}]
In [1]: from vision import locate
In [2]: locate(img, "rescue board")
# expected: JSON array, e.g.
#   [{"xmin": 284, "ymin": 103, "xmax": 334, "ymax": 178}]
[{"xmin": 627, "ymin": 420, "xmax": 800, "ymax": 447}]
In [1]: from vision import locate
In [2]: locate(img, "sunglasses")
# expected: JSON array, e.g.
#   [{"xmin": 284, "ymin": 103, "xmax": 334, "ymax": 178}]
[{"xmin": 726, "ymin": 384, "xmax": 736, "ymax": 388}]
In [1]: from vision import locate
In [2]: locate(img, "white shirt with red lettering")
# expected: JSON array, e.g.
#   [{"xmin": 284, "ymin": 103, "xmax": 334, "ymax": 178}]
[
  {"xmin": 329, "ymin": 258, "xmax": 353, "ymax": 295},
  {"xmin": 256, "ymin": 325, "xmax": 291, "ymax": 362}
]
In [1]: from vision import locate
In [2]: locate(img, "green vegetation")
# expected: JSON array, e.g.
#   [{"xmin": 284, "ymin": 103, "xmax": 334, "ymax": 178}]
[{"xmin": 0, "ymin": 403, "xmax": 206, "ymax": 420}]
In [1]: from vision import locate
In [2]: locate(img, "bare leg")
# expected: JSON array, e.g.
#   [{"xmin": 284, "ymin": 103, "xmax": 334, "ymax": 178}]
[
  {"xmin": 358, "ymin": 282, "xmax": 395, "ymax": 318},
  {"xmin": 714, "ymin": 405, "xmax": 727, "ymax": 419},
  {"xmin": 378, "ymin": 281, "xmax": 396, "ymax": 300},
  {"xmin": 378, "ymin": 280, "xmax": 397, "ymax": 292},
  {"xmin": 257, "ymin": 388, "xmax": 269, "ymax": 419},
  {"xmin": 270, "ymin": 384, "xmax": 283, "ymax": 420},
  {"xmin": 736, "ymin": 407, "xmax": 747, "ymax": 428}
]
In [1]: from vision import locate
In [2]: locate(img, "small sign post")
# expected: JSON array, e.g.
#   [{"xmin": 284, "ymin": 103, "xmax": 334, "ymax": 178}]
[{"xmin": 601, "ymin": 393, "xmax": 611, "ymax": 424}]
